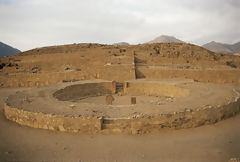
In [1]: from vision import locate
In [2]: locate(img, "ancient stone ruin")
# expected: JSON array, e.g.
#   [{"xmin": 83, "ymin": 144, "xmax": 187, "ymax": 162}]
[{"xmin": 1, "ymin": 43, "xmax": 240, "ymax": 134}]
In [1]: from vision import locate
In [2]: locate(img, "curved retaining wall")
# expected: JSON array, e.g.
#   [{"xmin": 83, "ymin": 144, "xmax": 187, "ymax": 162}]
[
  {"xmin": 4, "ymin": 104, "xmax": 102, "ymax": 133},
  {"xmin": 53, "ymin": 82, "xmax": 116, "ymax": 101},
  {"xmin": 3, "ymin": 98, "xmax": 240, "ymax": 134}
]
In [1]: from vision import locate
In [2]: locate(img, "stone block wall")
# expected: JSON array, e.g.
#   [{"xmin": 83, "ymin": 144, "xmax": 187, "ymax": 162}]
[
  {"xmin": 0, "ymin": 65, "xmax": 136, "ymax": 88},
  {"xmin": 98, "ymin": 65, "xmax": 136, "ymax": 82},
  {"xmin": 136, "ymin": 68, "xmax": 240, "ymax": 83},
  {"xmin": 123, "ymin": 82, "xmax": 189, "ymax": 98}
]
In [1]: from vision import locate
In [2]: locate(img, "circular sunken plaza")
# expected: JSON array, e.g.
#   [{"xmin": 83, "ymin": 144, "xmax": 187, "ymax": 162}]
[{"xmin": 4, "ymin": 79, "xmax": 240, "ymax": 134}]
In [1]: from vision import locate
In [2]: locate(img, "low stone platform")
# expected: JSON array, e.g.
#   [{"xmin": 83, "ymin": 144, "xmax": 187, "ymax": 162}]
[{"xmin": 3, "ymin": 79, "xmax": 240, "ymax": 134}]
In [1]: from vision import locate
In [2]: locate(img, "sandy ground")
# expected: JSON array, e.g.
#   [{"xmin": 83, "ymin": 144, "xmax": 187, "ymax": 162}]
[{"xmin": 0, "ymin": 88, "xmax": 240, "ymax": 161}]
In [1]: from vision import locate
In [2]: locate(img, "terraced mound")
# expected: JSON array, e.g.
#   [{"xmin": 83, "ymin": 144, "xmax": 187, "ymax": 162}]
[{"xmin": 0, "ymin": 43, "xmax": 239, "ymax": 88}]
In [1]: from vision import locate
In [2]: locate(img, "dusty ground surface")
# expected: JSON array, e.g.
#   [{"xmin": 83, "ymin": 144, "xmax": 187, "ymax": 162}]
[
  {"xmin": 5, "ymin": 79, "xmax": 240, "ymax": 118},
  {"xmin": 0, "ymin": 88, "xmax": 240, "ymax": 161}
]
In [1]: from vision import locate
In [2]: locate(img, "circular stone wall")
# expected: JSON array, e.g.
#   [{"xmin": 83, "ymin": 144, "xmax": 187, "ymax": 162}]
[
  {"xmin": 3, "ymin": 79, "xmax": 240, "ymax": 134},
  {"xmin": 53, "ymin": 82, "xmax": 114, "ymax": 101}
]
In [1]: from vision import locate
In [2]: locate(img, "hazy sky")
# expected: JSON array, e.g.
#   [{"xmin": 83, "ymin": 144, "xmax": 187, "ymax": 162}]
[{"xmin": 0, "ymin": 0, "xmax": 240, "ymax": 51}]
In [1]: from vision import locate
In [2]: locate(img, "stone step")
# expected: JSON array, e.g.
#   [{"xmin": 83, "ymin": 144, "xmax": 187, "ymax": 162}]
[
  {"xmin": 102, "ymin": 124, "xmax": 116, "ymax": 129},
  {"xmin": 116, "ymin": 82, "xmax": 124, "ymax": 93}
]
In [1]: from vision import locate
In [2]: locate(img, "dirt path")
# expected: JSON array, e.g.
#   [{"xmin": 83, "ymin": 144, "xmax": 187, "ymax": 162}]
[{"xmin": 0, "ymin": 88, "xmax": 240, "ymax": 161}]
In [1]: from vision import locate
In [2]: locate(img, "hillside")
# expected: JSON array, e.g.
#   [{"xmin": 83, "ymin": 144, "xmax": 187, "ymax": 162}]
[{"xmin": 0, "ymin": 42, "xmax": 21, "ymax": 57}]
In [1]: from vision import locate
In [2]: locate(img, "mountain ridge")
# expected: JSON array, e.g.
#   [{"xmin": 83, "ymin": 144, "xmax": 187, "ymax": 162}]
[
  {"xmin": 113, "ymin": 42, "xmax": 130, "ymax": 46},
  {"xmin": 146, "ymin": 35, "xmax": 185, "ymax": 44},
  {"xmin": 202, "ymin": 41, "xmax": 240, "ymax": 54},
  {"xmin": 0, "ymin": 42, "xmax": 21, "ymax": 57}
]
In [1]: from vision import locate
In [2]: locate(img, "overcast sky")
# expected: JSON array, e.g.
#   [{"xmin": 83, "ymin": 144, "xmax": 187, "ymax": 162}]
[{"xmin": 0, "ymin": 0, "xmax": 240, "ymax": 51}]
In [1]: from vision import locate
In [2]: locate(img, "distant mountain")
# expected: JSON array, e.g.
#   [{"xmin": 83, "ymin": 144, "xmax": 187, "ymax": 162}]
[
  {"xmin": 113, "ymin": 42, "xmax": 130, "ymax": 46},
  {"xmin": 0, "ymin": 42, "xmax": 21, "ymax": 57},
  {"xmin": 202, "ymin": 41, "xmax": 240, "ymax": 54},
  {"xmin": 146, "ymin": 35, "xmax": 185, "ymax": 44},
  {"xmin": 232, "ymin": 42, "xmax": 240, "ymax": 53}
]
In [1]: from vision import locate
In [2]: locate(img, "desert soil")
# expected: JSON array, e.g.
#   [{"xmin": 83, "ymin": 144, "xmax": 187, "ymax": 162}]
[{"xmin": 0, "ymin": 88, "xmax": 240, "ymax": 162}]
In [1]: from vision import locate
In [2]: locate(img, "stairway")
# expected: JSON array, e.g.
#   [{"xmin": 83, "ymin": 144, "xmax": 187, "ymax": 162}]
[
  {"xmin": 116, "ymin": 82, "xmax": 124, "ymax": 93},
  {"xmin": 101, "ymin": 118, "xmax": 130, "ymax": 132},
  {"xmin": 102, "ymin": 119, "xmax": 116, "ymax": 129}
]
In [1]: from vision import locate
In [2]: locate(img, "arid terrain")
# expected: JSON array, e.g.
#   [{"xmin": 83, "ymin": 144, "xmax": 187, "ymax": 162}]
[{"xmin": 0, "ymin": 42, "xmax": 240, "ymax": 161}]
